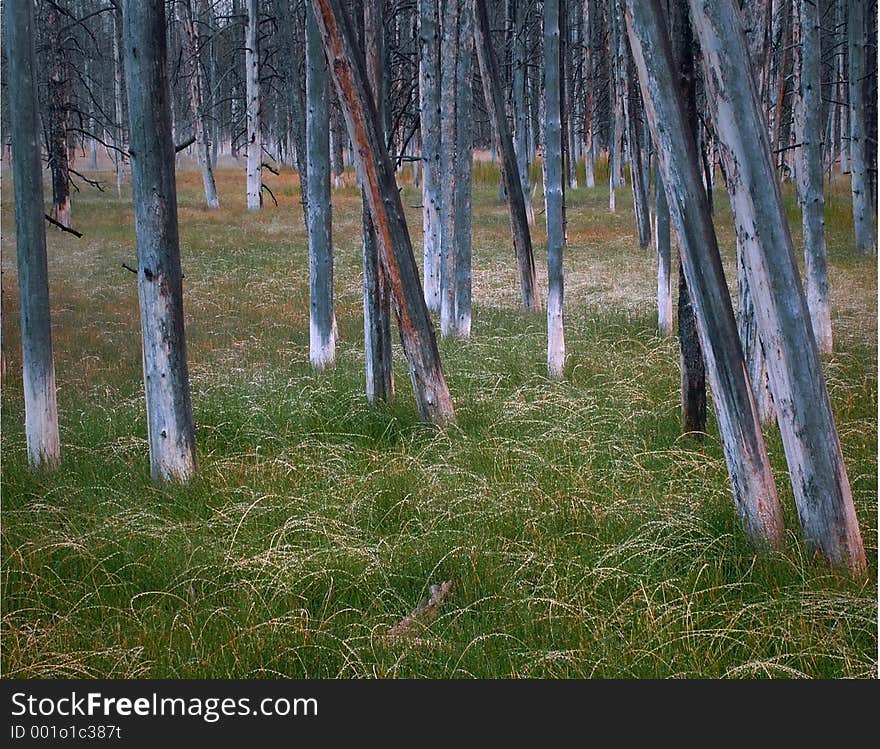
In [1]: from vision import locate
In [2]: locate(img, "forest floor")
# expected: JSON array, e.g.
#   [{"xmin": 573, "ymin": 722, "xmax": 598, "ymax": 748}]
[{"xmin": 1, "ymin": 163, "xmax": 876, "ymax": 678}]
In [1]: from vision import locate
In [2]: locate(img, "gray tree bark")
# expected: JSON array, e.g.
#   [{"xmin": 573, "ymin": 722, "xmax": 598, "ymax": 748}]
[
  {"xmin": 310, "ymin": 0, "xmax": 454, "ymax": 425},
  {"xmin": 123, "ymin": 0, "xmax": 197, "ymax": 483},
  {"xmin": 544, "ymin": 0, "xmax": 566, "ymax": 378},
  {"xmin": 245, "ymin": 0, "xmax": 263, "ymax": 210},
  {"xmin": 624, "ymin": 0, "xmax": 785, "ymax": 548},
  {"xmin": 454, "ymin": 1, "xmax": 475, "ymax": 338},
  {"xmin": 654, "ymin": 171, "xmax": 673, "ymax": 336},
  {"xmin": 796, "ymin": 0, "xmax": 832, "ymax": 352},
  {"xmin": 182, "ymin": 0, "xmax": 220, "ymax": 209},
  {"xmin": 847, "ymin": 0, "xmax": 875, "ymax": 254},
  {"xmin": 439, "ymin": 0, "xmax": 460, "ymax": 337},
  {"xmin": 112, "ymin": 7, "xmax": 126, "ymax": 198},
  {"xmin": 513, "ymin": 0, "xmax": 535, "ymax": 225},
  {"xmin": 5, "ymin": 0, "xmax": 62, "ymax": 469},
  {"xmin": 419, "ymin": 0, "xmax": 442, "ymax": 311},
  {"xmin": 583, "ymin": 0, "xmax": 596, "ymax": 188},
  {"xmin": 306, "ymin": 5, "xmax": 336, "ymax": 369},
  {"xmin": 688, "ymin": 0, "xmax": 866, "ymax": 572},
  {"xmin": 474, "ymin": 0, "xmax": 542, "ymax": 312}
]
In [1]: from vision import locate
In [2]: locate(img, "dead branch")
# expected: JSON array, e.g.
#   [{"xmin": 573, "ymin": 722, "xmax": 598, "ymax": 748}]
[
  {"xmin": 44, "ymin": 214, "xmax": 83, "ymax": 237},
  {"xmin": 384, "ymin": 581, "xmax": 452, "ymax": 641},
  {"xmin": 175, "ymin": 136, "xmax": 197, "ymax": 153}
]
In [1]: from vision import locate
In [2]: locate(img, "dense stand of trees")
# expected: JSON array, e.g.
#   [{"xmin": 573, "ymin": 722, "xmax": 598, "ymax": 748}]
[{"xmin": 2, "ymin": 0, "xmax": 876, "ymax": 573}]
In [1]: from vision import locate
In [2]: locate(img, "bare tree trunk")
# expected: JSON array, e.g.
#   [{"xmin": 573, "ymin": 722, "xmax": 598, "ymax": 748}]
[
  {"xmin": 112, "ymin": 7, "xmax": 126, "ymax": 198},
  {"xmin": 688, "ymin": 0, "xmax": 866, "ymax": 572},
  {"xmin": 439, "ymin": 0, "xmax": 460, "ymax": 337},
  {"xmin": 306, "ymin": 5, "xmax": 336, "ymax": 369},
  {"xmin": 245, "ymin": 0, "xmax": 263, "ymax": 210},
  {"xmin": 513, "ymin": 0, "xmax": 535, "ymax": 225},
  {"xmin": 47, "ymin": 5, "xmax": 72, "ymax": 227},
  {"xmin": 454, "ymin": 1, "xmax": 475, "ymax": 338},
  {"xmin": 583, "ymin": 0, "xmax": 596, "ymax": 188},
  {"xmin": 5, "ymin": 0, "xmax": 61, "ymax": 469},
  {"xmin": 123, "ymin": 0, "xmax": 197, "ymax": 483},
  {"xmin": 624, "ymin": 0, "xmax": 785, "ymax": 549},
  {"xmin": 545, "ymin": 0, "xmax": 566, "ymax": 378},
  {"xmin": 362, "ymin": 0, "xmax": 394, "ymax": 401},
  {"xmin": 474, "ymin": 0, "xmax": 542, "ymax": 312},
  {"xmin": 847, "ymin": 0, "xmax": 875, "ymax": 254},
  {"xmin": 309, "ymin": 0, "xmax": 454, "ymax": 425},
  {"xmin": 737, "ymin": 248, "xmax": 775, "ymax": 424},
  {"xmin": 626, "ymin": 65, "xmax": 651, "ymax": 249},
  {"xmin": 182, "ymin": 0, "xmax": 220, "ymax": 209},
  {"xmin": 796, "ymin": 0, "xmax": 832, "ymax": 352},
  {"xmin": 670, "ymin": 0, "xmax": 706, "ymax": 437},
  {"xmin": 654, "ymin": 171, "xmax": 673, "ymax": 336},
  {"xmin": 609, "ymin": 0, "xmax": 626, "ymax": 211},
  {"xmin": 419, "ymin": 0, "xmax": 442, "ymax": 311}
]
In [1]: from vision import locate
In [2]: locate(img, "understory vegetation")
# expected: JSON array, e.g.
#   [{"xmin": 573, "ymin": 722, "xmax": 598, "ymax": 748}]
[{"xmin": 1, "ymin": 165, "xmax": 876, "ymax": 678}]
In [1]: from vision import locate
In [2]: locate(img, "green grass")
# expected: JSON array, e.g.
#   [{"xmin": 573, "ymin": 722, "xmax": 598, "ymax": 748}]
[{"xmin": 0, "ymin": 164, "xmax": 876, "ymax": 678}]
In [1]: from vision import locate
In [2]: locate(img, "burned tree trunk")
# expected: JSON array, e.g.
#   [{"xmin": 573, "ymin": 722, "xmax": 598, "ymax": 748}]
[
  {"xmin": 245, "ymin": 0, "xmax": 262, "ymax": 210},
  {"xmin": 306, "ymin": 6, "xmax": 336, "ymax": 369},
  {"xmin": 544, "ymin": 0, "xmax": 566, "ymax": 378},
  {"xmin": 688, "ymin": 0, "xmax": 866, "ymax": 572},
  {"xmin": 513, "ymin": 0, "xmax": 535, "ymax": 225},
  {"xmin": 623, "ymin": 0, "xmax": 785, "ymax": 548},
  {"xmin": 583, "ymin": 0, "xmax": 596, "ymax": 188},
  {"xmin": 473, "ymin": 0, "xmax": 541, "ymax": 312},
  {"xmin": 112, "ymin": 6, "xmax": 126, "ymax": 198},
  {"xmin": 670, "ymin": 0, "xmax": 706, "ymax": 437},
  {"xmin": 419, "ymin": 0, "xmax": 442, "ymax": 311},
  {"xmin": 309, "ymin": 0, "xmax": 454, "ymax": 425},
  {"xmin": 46, "ymin": 5, "xmax": 72, "ymax": 227},
  {"xmin": 5, "ymin": 0, "xmax": 61, "ymax": 469},
  {"xmin": 123, "ymin": 0, "xmax": 197, "ymax": 482},
  {"xmin": 362, "ymin": 0, "xmax": 394, "ymax": 401}
]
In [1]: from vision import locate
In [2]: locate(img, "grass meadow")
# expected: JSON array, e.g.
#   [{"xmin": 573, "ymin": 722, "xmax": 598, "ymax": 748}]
[{"xmin": 1, "ymin": 159, "xmax": 876, "ymax": 678}]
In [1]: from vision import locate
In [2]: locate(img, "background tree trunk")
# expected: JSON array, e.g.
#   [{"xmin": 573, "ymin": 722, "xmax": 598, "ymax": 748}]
[
  {"xmin": 362, "ymin": 0, "xmax": 394, "ymax": 401},
  {"xmin": 796, "ymin": 0, "xmax": 832, "ymax": 352},
  {"xmin": 47, "ymin": 5, "xmax": 72, "ymax": 227},
  {"xmin": 419, "ymin": 0, "xmax": 442, "ymax": 311},
  {"xmin": 245, "ymin": 0, "xmax": 263, "ymax": 210},
  {"xmin": 654, "ymin": 171, "xmax": 673, "ymax": 336},
  {"xmin": 439, "ymin": 0, "xmax": 460, "ymax": 337},
  {"xmin": 544, "ymin": 0, "xmax": 566, "ymax": 378},
  {"xmin": 473, "ymin": 0, "xmax": 542, "ymax": 312},
  {"xmin": 847, "ymin": 0, "xmax": 875, "ymax": 254},
  {"xmin": 513, "ymin": 0, "xmax": 535, "ymax": 225},
  {"xmin": 454, "ymin": 1, "xmax": 475, "ymax": 338},
  {"xmin": 123, "ymin": 0, "xmax": 197, "ymax": 483},
  {"xmin": 306, "ymin": 5, "xmax": 336, "ymax": 369},
  {"xmin": 5, "ymin": 0, "xmax": 62, "ymax": 469}
]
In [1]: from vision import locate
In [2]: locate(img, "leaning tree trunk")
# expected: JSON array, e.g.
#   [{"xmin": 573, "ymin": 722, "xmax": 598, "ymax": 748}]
[
  {"xmin": 47, "ymin": 5, "xmax": 72, "ymax": 228},
  {"xmin": 419, "ymin": 0, "xmax": 442, "ymax": 311},
  {"xmin": 796, "ymin": 0, "xmax": 831, "ymax": 352},
  {"xmin": 5, "ymin": 0, "xmax": 61, "ymax": 469},
  {"xmin": 623, "ymin": 0, "xmax": 784, "ymax": 549},
  {"xmin": 473, "ymin": 0, "xmax": 542, "ymax": 312},
  {"xmin": 847, "ymin": 0, "xmax": 875, "ymax": 254},
  {"xmin": 688, "ymin": 0, "xmax": 866, "ymax": 573},
  {"xmin": 245, "ymin": 0, "xmax": 262, "ymax": 210},
  {"xmin": 309, "ymin": 0, "xmax": 454, "ymax": 425},
  {"xmin": 544, "ymin": 0, "xmax": 566, "ymax": 378},
  {"xmin": 454, "ymin": 1, "xmax": 475, "ymax": 338},
  {"xmin": 439, "ymin": 0, "xmax": 460, "ymax": 337},
  {"xmin": 182, "ymin": 0, "xmax": 220, "ymax": 208},
  {"xmin": 362, "ymin": 0, "xmax": 394, "ymax": 401},
  {"xmin": 123, "ymin": 0, "xmax": 197, "ymax": 483},
  {"xmin": 306, "ymin": 5, "xmax": 336, "ymax": 369}
]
